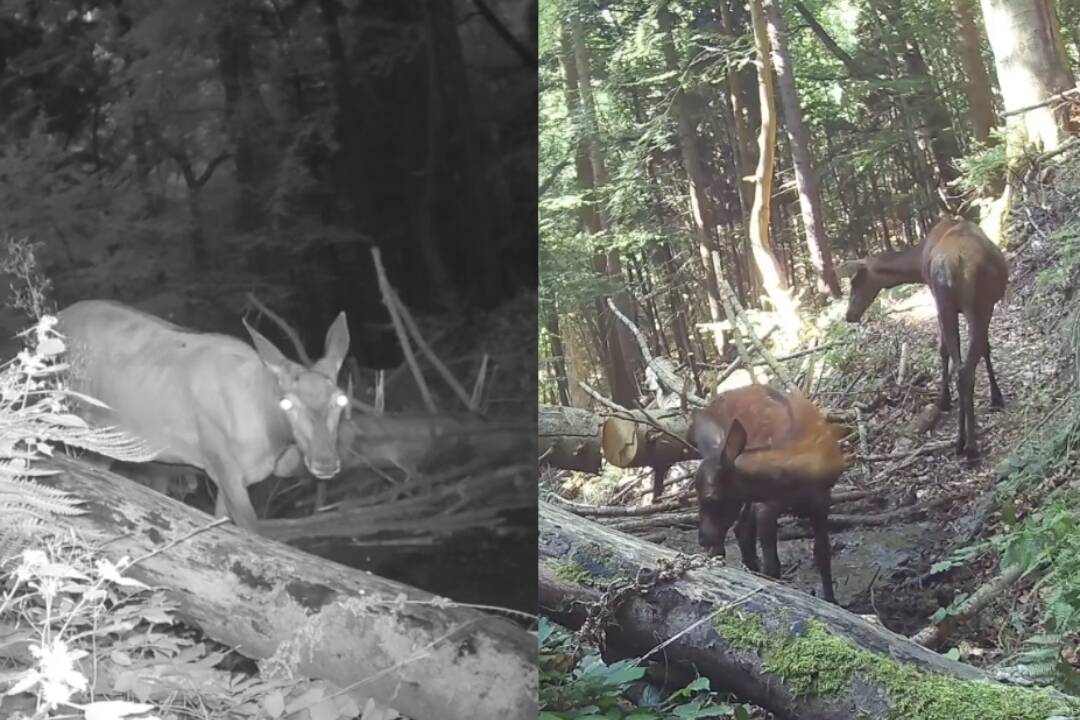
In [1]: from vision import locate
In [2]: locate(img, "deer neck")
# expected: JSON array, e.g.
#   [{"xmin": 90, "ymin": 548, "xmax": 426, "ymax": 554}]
[{"xmin": 868, "ymin": 243, "xmax": 925, "ymax": 288}]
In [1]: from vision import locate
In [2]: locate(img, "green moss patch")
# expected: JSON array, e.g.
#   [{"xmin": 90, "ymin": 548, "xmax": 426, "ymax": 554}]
[{"xmin": 714, "ymin": 611, "xmax": 1077, "ymax": 720}]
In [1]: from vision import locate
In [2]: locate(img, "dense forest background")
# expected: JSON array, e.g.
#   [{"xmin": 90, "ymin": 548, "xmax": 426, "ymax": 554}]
[
  {"xmin": 0, "ymin": 0, "xmax": 537, "ymax": 370},
  {"xmin": 539, "ymin": 0, "xmax": 1077, "ymax": 407}
]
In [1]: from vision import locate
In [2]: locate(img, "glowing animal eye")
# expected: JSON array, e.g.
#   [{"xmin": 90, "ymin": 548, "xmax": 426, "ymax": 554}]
[
  {"xmin": 334, "ymin": 394, "xmax": 349, "ymax": 408},
  {"xmin": 279, "ymin": 398, "xmax": 294, "ymax": 412}
]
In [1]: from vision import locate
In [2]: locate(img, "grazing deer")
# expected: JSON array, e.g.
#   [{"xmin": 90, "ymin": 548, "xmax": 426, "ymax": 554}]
[
  {"xmin": 689, "ymin": 384, "xmax": 848, "ymax": 603},
  {"xmin": 59, "ymin": 300, "xmax": 350, "ymax": 532},
  {"xmin": 836, "ymin": 218, "xmax": 1008, "ymax": 460}
]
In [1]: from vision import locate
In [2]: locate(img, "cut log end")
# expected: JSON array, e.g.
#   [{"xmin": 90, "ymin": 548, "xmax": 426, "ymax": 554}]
[{"xmin": 601, "ymin": 416, "xmax": 639, "ymax": 468}]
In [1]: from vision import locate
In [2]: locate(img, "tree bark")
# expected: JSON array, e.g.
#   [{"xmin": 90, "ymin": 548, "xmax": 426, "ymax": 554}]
[
  {"xmin": 656, "ymin": 2, "xmax": 728, "ymax": 355},
  {"xmin": 763, "ymin": 0, "xmax": 841, "ymax": 298},
  {"xmin": 538, "ymin": 501, "xmax": 1066, "ymax": 720},
  {"xmin": 747, "ymin": 0, "xmax": 800, "ymax": 346},
  {"xmin": 979, "ymin": 0, "xmax": 1076, "ymax": 153},
  {"xmin": 541, "ymin": 296, "xmax": 572, "ymax": 406},
  {"xmin": 562, "ymin": 14, "xmax": 640, "ymax": 407},
  {"xmin": 44, "ymin": 455, "xmax": 537, "ymax": 720},
  {"xmin": 539, "ymin": 404, "xmax": 603, "ymax": 474},
  {"xmin": 953, "ymin": 0, "xmax": 998, "ymax": 144}
]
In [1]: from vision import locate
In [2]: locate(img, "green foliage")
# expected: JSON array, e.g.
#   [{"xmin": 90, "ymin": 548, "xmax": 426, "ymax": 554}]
[
  {"xmin": 953, "ymin": 135, "xmax": 1009, "ymax": 195},
  {"xmin": 540, "ymin": 617, "xmax": 743, "ymax": 719}
]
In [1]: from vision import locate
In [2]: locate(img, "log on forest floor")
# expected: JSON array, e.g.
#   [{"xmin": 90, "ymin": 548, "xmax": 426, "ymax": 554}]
[
  {"xmin": 270, "ymin": 413, "xmax": 536, "ymax": 542},
  {"xmin": 539, "ymin": 404, "xmax": 602, "ymax": 473},
  {"xmin": 539, "ymin": 502, "xmax": 1078, "ymax": 720},
  {"xmin": 40, "ymin": 455, "xmax": 537, "ymax": 720}
]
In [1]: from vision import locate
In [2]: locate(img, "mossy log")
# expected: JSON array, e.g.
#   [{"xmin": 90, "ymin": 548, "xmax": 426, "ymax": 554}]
[
  {"xmin": 539, "ymin": 501, "xmax": 1075, "ymax": 720},
  {"xmin": 39, "ymin": 455, "xmax": 538, "ymax": 720}
]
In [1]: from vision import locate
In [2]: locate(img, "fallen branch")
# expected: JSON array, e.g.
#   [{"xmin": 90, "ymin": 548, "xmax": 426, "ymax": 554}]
[{"xmin": 911, "ymin": 563, "xmax": 1031, "ymax": 649}]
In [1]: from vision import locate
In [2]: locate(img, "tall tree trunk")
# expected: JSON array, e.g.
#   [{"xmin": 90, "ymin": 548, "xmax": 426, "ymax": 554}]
[
  {"xmin": 563, "ymin": 12, "xmax": 640, "ymax": 407},
  {"xmin": 763, "ymin": 0, "xmax": 841, "ymax": 298},
  {"xmin": 217, "ymin": 0, "xmax": 273, "ymax": 234},
  {"xmin": 657, "ymin": 2, "xmax": 727, "ymax": 356},
  {"xmin": 953, "ymin": 0, "xmax": 997, "ymax": 145},
  {"xmin": 748, "ymin": 0, "xmax": 800, "ymax": 347},
  {"xmin": 541, "ymin": 296, "xmax": 571, "ymax": 407},
  {"xmin": 979, "ymin": 0, "xmax": 1075, "ymax": 153}
]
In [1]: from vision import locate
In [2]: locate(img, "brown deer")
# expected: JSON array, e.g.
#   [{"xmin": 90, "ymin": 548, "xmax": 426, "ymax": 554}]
[
  {"xmin": 836, "ymin": 218, "xmax": 1008, "ymax": 460},
  {"xmin": 689, "ymin": 384, "xmax": 849, "ymax": 603},
  {"xmin": 58, "ymin": 300, "xmax": 351, "ymax": 532}
]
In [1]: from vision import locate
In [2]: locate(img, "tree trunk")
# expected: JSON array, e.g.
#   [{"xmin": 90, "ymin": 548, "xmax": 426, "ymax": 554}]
[
  {"xmin": 539, "ymin": 404, "xmax": 603, "ymax": 474},
  {"xmin": 747, "ymin": 0, "xmax": 800, "ymax": 346},
  {"xmin": 564, "ymin": 11, "xmax": 640, "ymax": 407},
  {"xmin": 764, "ymin": 0, "xmax": 841, "ymax": 298},
  {"xmin": 538, "ymin": 502, "xmax": 1069, "ymax": 720},
  {"xmin": 979, "ymin": 0, "xmax": 1076, "ymax": 153},
  {"xmin": 656, "ymin": 2, "xmax": 727, "ymax": 356},
  {"xmin": 44, "ymin": 455, "xmax": 537, "ymax": 720},
  {"xmin": 541, "ymin": 297, "xmax": 572, "ymax": 407},
  {"xmin": 953, "ymin": 0, "xmax": 998, "ymax": 144}
]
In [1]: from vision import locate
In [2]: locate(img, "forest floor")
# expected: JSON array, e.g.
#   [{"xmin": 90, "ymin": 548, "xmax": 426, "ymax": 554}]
[{"xmin": 568, "ymin": 163, "xmax": 1080, "ymax": 662}]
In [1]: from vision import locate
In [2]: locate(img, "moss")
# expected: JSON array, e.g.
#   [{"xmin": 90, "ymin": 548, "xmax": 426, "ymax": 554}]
[
  {"xmin": 554, "ymin": 560, "xmax": 591, "ymax": 585},
  {"xmin": 713, "ymin": 611, "xmax": 1077, "ymax": 720}
]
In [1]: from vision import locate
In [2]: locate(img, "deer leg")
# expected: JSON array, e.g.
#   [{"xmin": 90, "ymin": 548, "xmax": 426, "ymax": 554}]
[
  {"xmin": 808, "ymin": 503, "xmax": 836, "ymax": 604},
  {"xmin": 985, "ymin": 344, "xmax": 1004, "ymax": 408},
  {"xmin": 937, "ymin": 333, "xmax": 951, "ymax": 411},
  {"xmin": 199, "ymin": 422, "xmax": 258, "ymax": 531},
  {"xmin": 734, "ymin": 502, "xmax": 760, "ymax": 573},
  {"xmin": 936, "ymin": 309, "xmax": 965, "ymax": 452},
  {"xmin": 960, "ymin": 310, "xmax": 990, "ymax": 460},
  {"xmin": 651, "ymin": 465, "xmax": 669, "ymax": 504},
  {"xmin": 757, "ymin": 502, "xmax": 782, "ymax": 580}
]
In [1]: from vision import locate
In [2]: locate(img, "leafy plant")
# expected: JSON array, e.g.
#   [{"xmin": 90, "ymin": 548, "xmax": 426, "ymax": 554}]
[{"xmin": 539, "ymin": 616, "xmax": 747, "ymax": 719}]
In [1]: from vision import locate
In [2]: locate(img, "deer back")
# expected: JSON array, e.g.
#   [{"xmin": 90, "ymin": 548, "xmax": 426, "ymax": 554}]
[{"xmin": 690, "ymin": 384, "xmax": 847, "ymax": 503}]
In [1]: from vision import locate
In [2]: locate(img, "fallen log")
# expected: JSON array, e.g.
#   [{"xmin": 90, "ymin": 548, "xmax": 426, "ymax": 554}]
[
  {"xmin": 539, "ymin": 404, "xmax": 602, "ymax": 474},
  {"xmin": 41, "ymin": 455, "xmax": 537, "ymax": 720},
  {"xmin": 599, "ymin": 409, "xmax": 693, "ymax": 470},
  {"xmin": 539, "ymin": 501, "xmax": 1075, "ymax": 720}
]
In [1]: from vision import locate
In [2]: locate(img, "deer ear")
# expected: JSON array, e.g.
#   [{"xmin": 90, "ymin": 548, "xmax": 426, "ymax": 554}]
[
  {"xmin": 723, "ymin": 419, "xmax": 748, "ymax": 463},
  {"xmin": 243, "ymin": 319, "xmax": 303, "ymax": 386},
  {"xmin": 690, "ymin": 412, "xmax": 726, "ymax": 461},
  {"xmin": 316, "ymin": 312, "xmax": 350, "ymax": 378},
  {"xmin": 835, "ymin": 260, "xmax": 866, "ymax": 279}
]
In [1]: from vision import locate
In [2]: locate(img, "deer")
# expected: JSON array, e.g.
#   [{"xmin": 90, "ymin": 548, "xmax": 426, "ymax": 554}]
[
  {"xmin": 688, "ymin": 384, "xmax": 849, "ymax": 603},
  {"xmin": 57, "ymin": 299, "xmax": 351, "ymax": 533},
  {"xmin": 835, "ymin": 218, "xmax": 1008, "ymax": 460}
]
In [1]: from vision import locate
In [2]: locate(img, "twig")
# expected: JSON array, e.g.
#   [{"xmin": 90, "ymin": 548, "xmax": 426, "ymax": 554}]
[
  {"xmin": 1000, "ymin": 87, "xmax": 1080, "ymax": 117},
  {"xmin": 579, "ymin": 381, "xmax": 631, "ymax": 414},
  {"xmin": 371, "ymin": 247, "xmax": 436, "ymax": 413},
  {"xmin": 244, "ymin": 292, "xmax": 312, "ymax": 365},
  {"xmin": 911, "ymin": 563, "xmax": 1031, "ymax": 649},
  {"xmin": 714, "ymin": 268, "xmax": 796, "ymax": 390},
  {"xmin": 390, "ymin": 291, "xmax": 483, "ymax": 416}
]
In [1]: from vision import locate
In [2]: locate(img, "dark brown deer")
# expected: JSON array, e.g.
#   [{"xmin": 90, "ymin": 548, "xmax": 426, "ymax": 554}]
[
  {"xmin": 689, "ymin": 384, "xmax": 849, "ymax": 603},
  {"xmin": 58, "ymin": 300, "xmax": 351, "ymax": 532},
  {"xmin": 836, "ymin": 218, "xmax": 1008, "ymax": 460}
]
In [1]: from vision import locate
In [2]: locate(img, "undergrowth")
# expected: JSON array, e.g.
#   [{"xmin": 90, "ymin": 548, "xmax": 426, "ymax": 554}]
[
  {"xmin": 938, "ymin": 153, "xmax": 1080, "ymax": 690},
  {"xmin": 539, "ymin": 616, "xmax": 749, "ymax": 720}
]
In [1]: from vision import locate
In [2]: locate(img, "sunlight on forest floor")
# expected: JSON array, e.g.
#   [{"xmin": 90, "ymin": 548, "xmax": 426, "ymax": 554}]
[{"xmin": 883, "ymin": 285, "xmax": 940, "ymax": 323}]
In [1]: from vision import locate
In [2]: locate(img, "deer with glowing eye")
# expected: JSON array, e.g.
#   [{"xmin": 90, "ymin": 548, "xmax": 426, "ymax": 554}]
[{"xmin": 59, "ymin": 299, "xmax": 351, "ymax": 533}]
